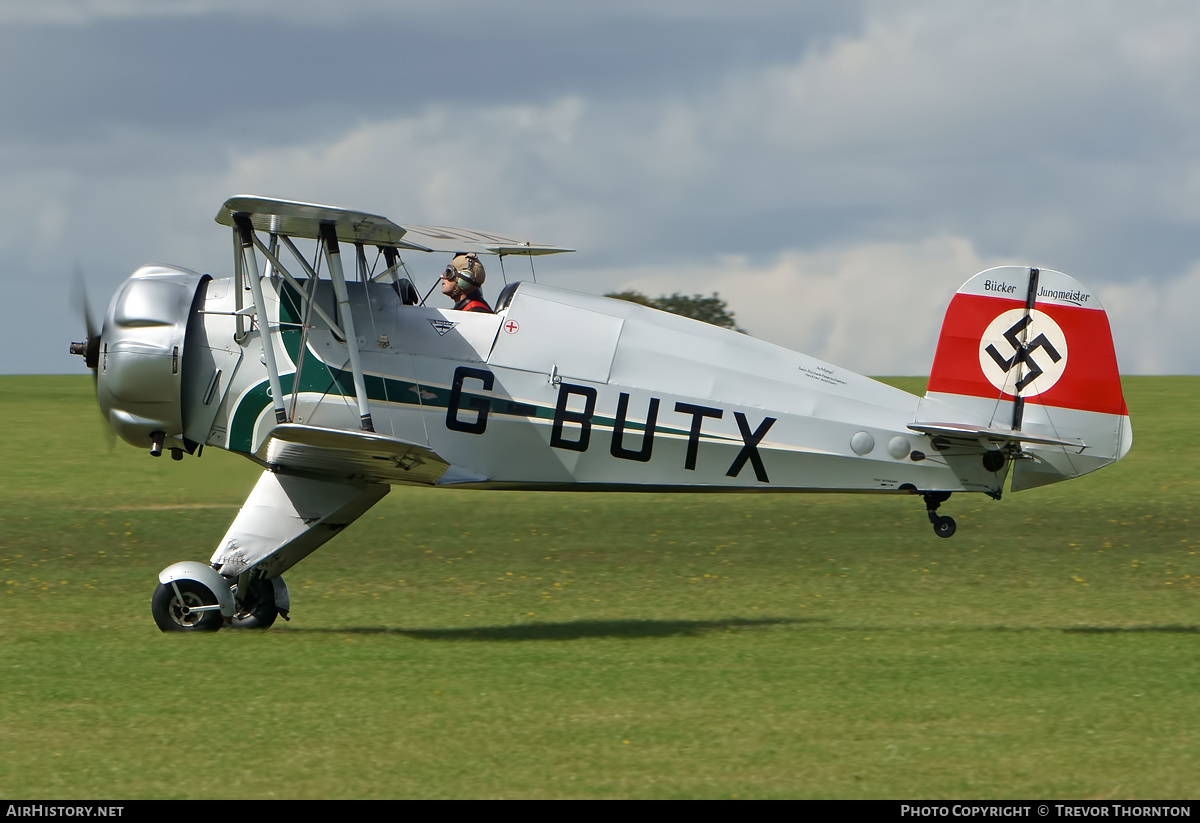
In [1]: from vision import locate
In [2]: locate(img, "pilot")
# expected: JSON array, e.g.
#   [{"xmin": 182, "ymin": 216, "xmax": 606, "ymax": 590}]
[{"xmin": 441, "ymin": 252, "xmax": 492, "ymax": 313}]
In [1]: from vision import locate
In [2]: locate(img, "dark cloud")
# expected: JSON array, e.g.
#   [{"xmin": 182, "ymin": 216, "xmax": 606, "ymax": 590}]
[
  {"xmin": 0, "ymin": 5, "xmax": 863, "ymax": 146},
  {"xmin": 5, "ymin": 1, "xmax": 1200, "ymax": 374}
]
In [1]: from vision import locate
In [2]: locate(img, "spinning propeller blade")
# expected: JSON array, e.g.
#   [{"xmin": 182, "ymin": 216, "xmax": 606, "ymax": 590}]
[
  {"xmin": 68, "ymin": 267, "xmax": 101, "ymax": 374},
  {"xmin": 68, "ymin": 268, "xmax": 115, "ymax": 448}
]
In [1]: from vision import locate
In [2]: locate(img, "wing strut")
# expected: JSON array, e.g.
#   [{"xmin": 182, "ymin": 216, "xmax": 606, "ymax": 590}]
[
  {"xmin": 233, "ymin": 214, "xmax": 288, "ymax": 425},
  {"xmin": 319, "ymin": 222, "xmax": 375, "ymax": 432},
  {"xmin": 249, "ymin": 233, "xmax": 346, "ymax": 340}
]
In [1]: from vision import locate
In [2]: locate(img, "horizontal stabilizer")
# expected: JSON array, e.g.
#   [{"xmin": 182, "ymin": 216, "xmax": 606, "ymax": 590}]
[
  {"xmin": 908, "ymin": 422, "xmax": 1085, "ymax": 451},
  {"xmin": 256, "ymin": 424, "xmax": 485, "ymax": 486}
]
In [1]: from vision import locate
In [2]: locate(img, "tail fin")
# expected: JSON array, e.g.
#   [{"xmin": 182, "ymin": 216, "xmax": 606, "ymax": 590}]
[{"xmin": 915, "ymin": 266, "xmax": 1132, "ymax": 491}]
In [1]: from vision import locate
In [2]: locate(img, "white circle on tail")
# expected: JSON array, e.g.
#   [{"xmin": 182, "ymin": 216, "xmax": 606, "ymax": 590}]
[{"xmin": 978, "ymin": 308, "xmax": 1068, "ymax": 397}]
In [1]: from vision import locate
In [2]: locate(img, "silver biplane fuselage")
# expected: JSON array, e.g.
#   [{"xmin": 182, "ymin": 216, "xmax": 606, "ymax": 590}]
[{"xmin": 77, "ymin": 196, "xmax": 1132, "ymax": 631}]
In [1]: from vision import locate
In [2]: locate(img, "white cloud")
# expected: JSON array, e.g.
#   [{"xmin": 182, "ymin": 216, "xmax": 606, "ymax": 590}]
[
  {"xmin": 598, "ymin": 234, "xmax": 991, "ymax": 376},
  {"xmin": 201, "ymin": 97, "xmax": 596, "ymax": 240},
  {"xmin": 1101, "ymin": 265, "xmax": 1200, "ymax": 375}
]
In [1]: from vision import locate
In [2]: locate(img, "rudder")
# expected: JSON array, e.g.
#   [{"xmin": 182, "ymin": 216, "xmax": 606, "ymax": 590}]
[{"xmin": 915, "ymin": 266, "xmax": 1131, "ymax": 490}]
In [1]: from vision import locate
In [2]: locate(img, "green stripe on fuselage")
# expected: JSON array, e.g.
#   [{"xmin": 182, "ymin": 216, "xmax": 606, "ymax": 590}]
[{"xmin": 227, "ymin": 279, "xmax": 721, "ymax": 453}]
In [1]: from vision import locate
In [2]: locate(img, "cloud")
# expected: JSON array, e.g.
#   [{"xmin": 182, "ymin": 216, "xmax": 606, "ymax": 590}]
[
  {"xmin": 595, "ymin": 234, "xmax": 990, "ymax": 376},
  {"xmin": 1101, "ymin": 264, "xmax": 1200, "ymax": 374},
  {"xmin": 9, "ymin": 1, "xmax": 1200, "ymax": 375},
  {"xmin": 0, "ymin": 0, "xmax": 857, "ymax": 26}
]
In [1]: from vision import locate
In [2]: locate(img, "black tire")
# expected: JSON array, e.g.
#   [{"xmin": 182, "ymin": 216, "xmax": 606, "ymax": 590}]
[
  {"xmin": 152, "ymin": 580, "xmax": 223, "ymax": 632},
  {"xmin": 933, "ymin": 515, "xmax": 957, "ymax": 539},
  {"xmin": 230, "ymin": 577, "xmax": 279, "ymax": 630},
  {"xmin": 230, "ymin": 603, "xmax": 278, "ymax": 629}
]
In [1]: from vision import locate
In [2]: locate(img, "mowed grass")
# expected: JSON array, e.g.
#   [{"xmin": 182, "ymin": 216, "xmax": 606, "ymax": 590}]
[{"xmin": 1, "ymin": 375, "xmax": 1197, "ymax": 799}]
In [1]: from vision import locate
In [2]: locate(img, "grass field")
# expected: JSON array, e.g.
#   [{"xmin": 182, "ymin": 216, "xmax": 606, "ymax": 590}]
[{"xmin": 1, "ymin": 375, "xmax": 1197, "ymax": 799}]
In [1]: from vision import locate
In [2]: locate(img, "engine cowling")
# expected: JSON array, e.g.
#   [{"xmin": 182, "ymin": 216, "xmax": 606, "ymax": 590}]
[{"xmin": 97, "ymin": 265, "xmax": 209, "ymax": 455}]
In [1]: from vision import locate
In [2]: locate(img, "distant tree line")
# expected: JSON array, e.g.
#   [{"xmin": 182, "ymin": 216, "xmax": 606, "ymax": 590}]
[{"xmin": 605, "ymin": 290, "xmax": 743, "ymax": 332}]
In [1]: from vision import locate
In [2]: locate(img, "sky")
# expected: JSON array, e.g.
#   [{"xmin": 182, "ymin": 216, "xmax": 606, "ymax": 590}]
[{"xmin": 5, "ymin": 0, "xmax": 1199, "ymax": 377}]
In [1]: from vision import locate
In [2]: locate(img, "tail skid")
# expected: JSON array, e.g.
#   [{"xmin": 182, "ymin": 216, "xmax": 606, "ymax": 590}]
[{"xmin": 915, "ymin": 266, "xmax": 1131, "ymax": 491}]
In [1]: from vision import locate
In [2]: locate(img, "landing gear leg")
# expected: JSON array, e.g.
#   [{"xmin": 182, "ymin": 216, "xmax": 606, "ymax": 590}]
[{"xmin": 923, "ymin": 492, "xmax": 956, "ymax": 538}]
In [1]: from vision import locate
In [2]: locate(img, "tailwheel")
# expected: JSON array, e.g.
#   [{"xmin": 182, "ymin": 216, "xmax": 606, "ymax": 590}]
[
  {"xmin": 152, "ymin": 579, "xmax": 223, "ymax": 632},
  {"xmin": 931, "ymin": 515, "xmax": 957, "ymax": 539},
  {"xmin": 921, "ymin": 491, "xmax": 957, "ymax": 539}
]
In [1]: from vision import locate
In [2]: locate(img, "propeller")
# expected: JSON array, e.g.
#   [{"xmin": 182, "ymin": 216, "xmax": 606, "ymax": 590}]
[
  {"xmin": 68, "ymin": 268, "xmax": 115, "ymax": 448},
  {"xmin": 69, "ymin": 267, "xmax": 101, "ymax": 376}
]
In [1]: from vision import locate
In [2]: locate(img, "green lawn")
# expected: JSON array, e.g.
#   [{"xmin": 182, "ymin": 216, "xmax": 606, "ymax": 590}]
[{"xmin": 0, "ymin": 375, "xmax": 1196, "ymax": 799}]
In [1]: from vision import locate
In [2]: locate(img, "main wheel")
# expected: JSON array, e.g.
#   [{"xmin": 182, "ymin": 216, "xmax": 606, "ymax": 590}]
[
  {"xmin": 230, "ymin": 577, "xmax": 279, "ymax": 630},
  {"xmin": 152, "ymin": 579, "xmax": 223, "ymax": 632},
  {"xmin": 932, "ymin": 515, "xmax": 957, "ymax": 539}
]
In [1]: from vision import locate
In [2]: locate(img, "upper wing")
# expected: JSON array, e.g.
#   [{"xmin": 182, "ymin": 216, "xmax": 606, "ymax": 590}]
[
  {"xmin": 256, "ymin": 424, "xmax": 487, "ymax": 486},
  {"xmin": 215, "ymin": 195, "xmax": 572, "ymax": 256},
  {"xmin": 397, "ymin": 224, "xmax": 574, "ymax": 256},
  {"xmin": 216, "ymin": 195, "xmax": 430, "ymax": 250}
]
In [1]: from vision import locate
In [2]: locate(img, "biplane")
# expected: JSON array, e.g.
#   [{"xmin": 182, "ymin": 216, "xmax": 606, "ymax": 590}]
[{"xmin": 70, "ymin": 196, "xmax": 1132, "ymax": 631}]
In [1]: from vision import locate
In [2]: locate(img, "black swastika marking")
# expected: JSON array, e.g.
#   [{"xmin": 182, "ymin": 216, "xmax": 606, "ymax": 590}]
[{"xmin": 985, "ymin": 315, "xmax": 1063, "ymax": 391}]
